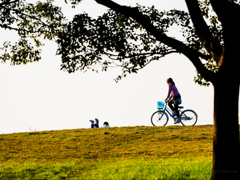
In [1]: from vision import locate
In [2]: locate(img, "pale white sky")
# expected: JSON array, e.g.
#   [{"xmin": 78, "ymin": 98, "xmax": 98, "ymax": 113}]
[{"xmin": 0, "ymin": 0, "xmax": 220, "ymax": 134}]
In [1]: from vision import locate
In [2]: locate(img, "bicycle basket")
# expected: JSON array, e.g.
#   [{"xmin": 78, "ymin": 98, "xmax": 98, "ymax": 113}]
[{"xmin": 157, "ymin": 101, "xmax": 165, "ymax": 110}]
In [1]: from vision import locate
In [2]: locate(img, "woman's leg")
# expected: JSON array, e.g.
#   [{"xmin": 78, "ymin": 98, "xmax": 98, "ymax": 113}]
[
  {"xmin": 174, "ymin": 98, "xmax": 182, "ymax": 118},
  {"xmin": 168, "ymin": 100, "xmax": 175, "ymax": 112},
  {"xmin": 174, "ymin": 103, "xmax": 180, "ymax": 117}
]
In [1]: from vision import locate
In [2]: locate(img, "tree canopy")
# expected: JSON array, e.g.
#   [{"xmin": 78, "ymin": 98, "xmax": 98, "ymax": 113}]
[
  {"xmin": 2, "ymin": 0, "xmax": 238, "ymax": 85},
  {"xmin": 56, "ymin": 0, "xmax": 231, "ymax": 85},
  {"xmin": 0, "ymin": 0, "xmax": 64, "ymax": 65}
]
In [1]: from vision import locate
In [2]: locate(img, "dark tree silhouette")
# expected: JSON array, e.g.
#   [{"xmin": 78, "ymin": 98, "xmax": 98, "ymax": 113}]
[{"xmin": 57, "ymin": 0, "xmax": 240, "ymax": 179}]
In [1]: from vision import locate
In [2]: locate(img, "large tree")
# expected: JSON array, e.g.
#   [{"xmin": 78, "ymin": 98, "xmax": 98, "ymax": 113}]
[{"xmin": 57, "ymin": 0, "xmax": 240, "ymax": 179}]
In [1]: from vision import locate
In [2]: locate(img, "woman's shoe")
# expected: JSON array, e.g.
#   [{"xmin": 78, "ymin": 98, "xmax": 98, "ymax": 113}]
[{"xmin": 174, "ymin": 117, "xmax": 181, "ymax": 124}]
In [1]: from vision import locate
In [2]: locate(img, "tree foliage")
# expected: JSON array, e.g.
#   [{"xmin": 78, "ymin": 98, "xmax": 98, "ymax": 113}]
[
  {"xmin": 57, "ymin": 7, "xmax": 190, "ymax": 81},
  {"xmin": 0, "ymin": 0, "xmax": 65, "ymax": 65},
  {"xmin": 1, "ymin": 0, "xmax": 236, "ymax": 85},
  {"xmin": 56, "ymin": 0, "xmax": 235, "ymax": 84}
]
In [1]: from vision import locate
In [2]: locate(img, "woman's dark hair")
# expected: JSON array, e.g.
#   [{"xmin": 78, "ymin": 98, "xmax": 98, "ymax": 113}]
[
  {"xmin": 167, "ymin": 78, "xmax": 175, "ymax": 85},
  {"xmin": 103, "ymin": 122, "xmax": 109, "ymax": 125}
]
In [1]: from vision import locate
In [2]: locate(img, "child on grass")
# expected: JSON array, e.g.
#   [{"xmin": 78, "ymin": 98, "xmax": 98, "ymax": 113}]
[{"xmin": 89, "ymin": 118, "xmax": 99, "ymax": 128}]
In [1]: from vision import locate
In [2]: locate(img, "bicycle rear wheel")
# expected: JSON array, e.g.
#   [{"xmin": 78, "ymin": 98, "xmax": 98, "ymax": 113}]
[
  {"xmin": 151, "ymin": 110, "xmax": 169, "ymax": 126},
  {"xmin": 180, "ymin": 110, "xmax": 197, "ymax": 126}
]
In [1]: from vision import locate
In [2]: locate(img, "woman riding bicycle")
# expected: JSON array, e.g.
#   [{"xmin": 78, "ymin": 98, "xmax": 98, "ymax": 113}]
[{"xmin": 165, "ymin": 78, "xmax": 182, "ymax": 124}]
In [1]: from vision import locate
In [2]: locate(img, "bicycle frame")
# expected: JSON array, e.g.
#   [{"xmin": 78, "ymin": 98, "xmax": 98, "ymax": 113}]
[{"xmin": 159, "ymin": 102, "xmax": 182, "ymax": 120}]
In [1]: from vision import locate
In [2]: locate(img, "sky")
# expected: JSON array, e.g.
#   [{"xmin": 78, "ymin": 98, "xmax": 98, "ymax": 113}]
[{"xmin": 0, "ymin": 0, "xmax": 220, "ymax": 134}]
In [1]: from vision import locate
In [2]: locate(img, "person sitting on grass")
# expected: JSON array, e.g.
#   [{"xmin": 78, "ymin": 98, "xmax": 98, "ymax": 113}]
[
  {"xmin": 95, "ymin": 118, "xmax": 99, "ymax": 128},
  {"xmin": 103, "ymin": 122, "xmax": 110, "ymax": 128},
  {"xmin": 89, "ymin": 118, "xmax": 99, "ymax": 128}
]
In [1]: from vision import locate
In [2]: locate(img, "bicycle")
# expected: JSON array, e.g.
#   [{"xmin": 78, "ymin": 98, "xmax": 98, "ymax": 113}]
[{"xmin": 151, "ymin": 101, "xmax": 198, "ymax": 126}]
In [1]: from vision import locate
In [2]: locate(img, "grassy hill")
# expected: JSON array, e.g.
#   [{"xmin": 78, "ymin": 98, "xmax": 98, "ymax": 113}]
[{"xmin": 0, "ymin": 125, "xmax": 215, "ymax": 179}]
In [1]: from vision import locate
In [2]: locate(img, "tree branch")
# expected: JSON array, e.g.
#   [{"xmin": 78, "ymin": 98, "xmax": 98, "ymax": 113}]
[
  {"xmin": 0, "ymin": 0, "xmax": 19, "ymax": 7},
  {"xmin": 12, "ymin": 8, "xmax": 48, "ymax": 27},
  {"xmin": 104, "ymin": 51, "xmax": 177, "ymax": 59},
  {"xmin": 95, "ymin": 0, "xmax": 216, "ymax": 83},
  {"xmin": 209, "ymin": 0, "xmax": 240, "ymax": 69},
  {"xmin": 185, "ymin": 0, "xmax": 223, "ymax": 65},
  {"xmin": 210, "ymin": 0, "xmax": 240, "ymax": 23}
]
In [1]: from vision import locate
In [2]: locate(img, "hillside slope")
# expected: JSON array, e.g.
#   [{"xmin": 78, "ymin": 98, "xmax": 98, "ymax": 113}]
[{"xmin": 0, "ymin": 125, "xmax": 213, "ymax": 163}]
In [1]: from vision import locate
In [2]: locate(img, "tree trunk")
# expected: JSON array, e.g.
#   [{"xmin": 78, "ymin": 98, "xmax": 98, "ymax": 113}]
[{"xmin": 211, "ymin": 79, "xmax": 240, "ymax": 180}]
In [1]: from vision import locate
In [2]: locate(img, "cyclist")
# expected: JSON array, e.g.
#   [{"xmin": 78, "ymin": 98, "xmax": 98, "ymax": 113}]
[{"xmin": 165, "ymin": 78, "xmax": 182, "ymax": 124}]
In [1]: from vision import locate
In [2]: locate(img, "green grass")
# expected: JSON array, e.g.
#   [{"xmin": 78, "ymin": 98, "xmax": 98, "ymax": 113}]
[
  {"xmin": 0, "ymin": 158, "xmax": 212, "ymax": 179},
  {"xmin": 0, "ymin": 125, "xmax": 221, "ymax": 179},
  {"xmin": 83, "ymin": 158, "xmax": 212, "ymax": 180}
]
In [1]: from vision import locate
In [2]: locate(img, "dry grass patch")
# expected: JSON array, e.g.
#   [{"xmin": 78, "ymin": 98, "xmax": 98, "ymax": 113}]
[{"xmin": 0, "ymin": 125, "xmax": 215, "ymax": 163}]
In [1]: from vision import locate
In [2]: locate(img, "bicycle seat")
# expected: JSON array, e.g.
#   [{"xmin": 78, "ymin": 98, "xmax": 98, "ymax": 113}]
[{"xmin": 178, "ymin": 106, "xmax": 184, "ymax": 109}]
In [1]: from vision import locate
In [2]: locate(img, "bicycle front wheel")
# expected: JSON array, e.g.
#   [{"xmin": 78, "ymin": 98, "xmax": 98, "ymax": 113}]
[
  {"xmin": 151, "ymin": 110, "xmax": 169, "ymax": 126},
  {"xmin": 180, "ymin": 110, "xmax": 197, "ymax": 126}
]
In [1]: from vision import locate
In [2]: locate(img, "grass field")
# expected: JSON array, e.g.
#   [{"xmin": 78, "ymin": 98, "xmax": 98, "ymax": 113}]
[{"xmin": 0, "ymin": 125, "xmax": 216, "ymax": 179}]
